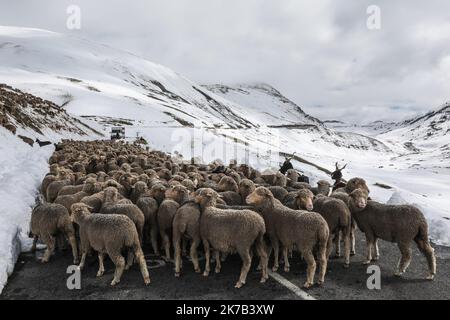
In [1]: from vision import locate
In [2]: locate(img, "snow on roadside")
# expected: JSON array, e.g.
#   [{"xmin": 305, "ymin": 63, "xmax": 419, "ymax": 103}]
[{"xmin": 0, "ymin": 128, "xmax": 53, "ymax": 294}]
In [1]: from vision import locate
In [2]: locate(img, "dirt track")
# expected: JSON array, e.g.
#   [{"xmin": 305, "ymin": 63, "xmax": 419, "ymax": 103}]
[{"xmin": 2, "ymin": 231, "xmax": 449, "ymax": 300}]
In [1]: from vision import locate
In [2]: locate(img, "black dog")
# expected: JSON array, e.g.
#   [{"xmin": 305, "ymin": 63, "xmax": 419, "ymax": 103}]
[{"xmin": 35, "ymin": 138, "xmax": 52, "ymax": 147}]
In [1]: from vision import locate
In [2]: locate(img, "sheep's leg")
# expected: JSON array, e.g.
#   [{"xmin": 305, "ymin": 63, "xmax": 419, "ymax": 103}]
[
  {"xmin": 150, "ymin": 224, "xmax": 160, "ymax": 256},
  {"xmin": 110, "ymin": 254, "xmax": 126, "ymax": 286},
  {"xmin": 202, "ymin": 240, "xmax": 211, "ymax": 277},
  {"xmin": 255, "ymin": 234, "xmax": 269, "ymax": 282},
  {"xmin": 182, "ymin": 238, "xmax": 188, "ymax": 257},
  {"xmin": 161, "ymin": 231, "xmax": 171, "ymax": 261},
  {"xmin": 362, "ymin": 235, "xmax": 374, "ymax": 265},
  {"xmin": 372, "ymin": 239, "xmax": 380, "ymax": 261},
  {"xmin": 235, "ymin": 248, "xmax": 252, "ymax": 288},
  {"xmin": 282, "ymin": 247, "xmax": 290, "ymax": 272},
  {"xmin": 350, "ymin": 220, "xmax": 356, "ymax": 256},
  {"xmin": 271, "ymin": 238, "xmax": 280, "ymax": 272},
  {"xmin": 174, "ymin": 235, "xmax": 182, "ymax": 277},
  {"xmin": 342, "ymin": 227, "xmax": 351, "ymax": 268},
  {"xmin": 31, "ymin": 235, "xmax": 38, "ymax": 253},
  {"xmin": 190, "ymin": 237, "xmax": 201, "ymax": 273},
  {"xmin": 415, "ymin": 239, "xmax": 436, "ymax": 280},
  {"xmin": 302, "ymin": 250, "xmax": 317, "ymax": 289},
  {"xmin": 78, "ymin": 252, "xmax": 87, "ymax": 271},
  {"xmin": 41, "ymin": 233, "xmax": 55, "ymax": 263},
  {"xmin": 97, "ymin": 252, "xmax": 105, "ymax": 277},
  {"xmin": 395, "ymin": 242, "xmax": 412, "ymax": 276},
  {"xmin": 214, "ymin": 251, "xmax": 222, "ymax": 273},
  {"xmin": 317, "ymin": 243, "xmax": 328, "ymax": 285},
  {"xmin": 125, "ymin": 250, "xmax": 135, "ymax": 270},
  {"xmin": 326, "ymin": 234, "xmax": 334, "ymax": 259},
  {"xmin": 334, "ymin": 232, "xmax": 341, "ymax": 258},
  {"xmin": 134, "ymin": 246, "xmax": 151, "ymax": 285},
  {"xmin": 68, "ymin": 234, "xmax": 79, "ymax": 264}
]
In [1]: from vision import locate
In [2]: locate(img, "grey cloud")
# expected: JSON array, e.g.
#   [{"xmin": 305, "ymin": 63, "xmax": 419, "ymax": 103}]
[{"xmin": 0, "ymin": 0, "xmax": 449, "ymax": 123}]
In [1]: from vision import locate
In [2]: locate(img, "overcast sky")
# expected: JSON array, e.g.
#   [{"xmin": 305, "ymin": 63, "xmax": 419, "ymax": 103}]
[{"xmin": 1, "ymin": 0, "xmax": 449, "ymax": 123}]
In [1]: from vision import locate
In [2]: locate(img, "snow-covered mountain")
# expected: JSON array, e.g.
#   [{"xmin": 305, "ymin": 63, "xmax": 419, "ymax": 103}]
[{"xmin": 203, "ymin": 83, "xmax": 322, "ymax": 127}]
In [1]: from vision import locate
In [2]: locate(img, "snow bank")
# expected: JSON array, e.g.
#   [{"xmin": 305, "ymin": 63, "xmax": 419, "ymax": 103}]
[{"xmin": 0, "ymin": 128, "xmax": 52, "ymax": 294}]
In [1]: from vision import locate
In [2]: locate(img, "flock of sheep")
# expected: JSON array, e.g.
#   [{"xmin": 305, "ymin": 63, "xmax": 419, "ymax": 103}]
[{"xmin": 30, "ymin": 139, "xmax": 436, "ymax": 289}]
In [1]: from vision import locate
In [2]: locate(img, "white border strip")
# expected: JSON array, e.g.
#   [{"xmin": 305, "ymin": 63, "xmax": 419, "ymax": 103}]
[{"xmin": 268, "ymin": 271, "xmax": 316, "ymax": 300}]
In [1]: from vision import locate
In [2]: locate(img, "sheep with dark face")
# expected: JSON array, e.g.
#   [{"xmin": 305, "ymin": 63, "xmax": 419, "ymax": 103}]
[
  {"xmin": 195, "ymin": 188, "xmax": 268, "ymax": 288},
  {"xmin": 347, "ymin": 189, "xmax": 436, "ymax": 280},
  {"xmin": 246, "ymin": 187, "xmax": 329, "ymax": 288},
  {"xmin": 71, "ymin": 203, "xmax": 150, "ymax": 286},
  {"xmin": 295, "ymin": 189, "xmax": 352, "ymax": 267}
]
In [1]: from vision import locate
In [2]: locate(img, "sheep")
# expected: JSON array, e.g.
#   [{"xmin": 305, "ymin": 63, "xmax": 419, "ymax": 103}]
[
  {"xmin": 71, "ymin": 203, "xmax": 150, "ymax": 286},
  {"xmin": 267, "ymin": 186, "xmax": 288, "ymax": 202},
  {"xmin": 46, "ymin": 170, "xmax": 73, "ymax": 202},
  {"xmin": 330, "ymin": 191, "xmax": 358, "ymax": 256},
  {"xmin": 30, "ymin": 203, "xmax": 78, "ymax": 264},
  {"xmin": 295, "ymin": 190, "xmax": 352, "ymax": 267},
  {"xmin": 172, "ymin": 200, "xmax": 202, "ymax": 277},
  {"xmin": 238, "ymin": 179, "xmax": 256, "ymax": 204},
  {"xmin": 54, "ymin": 178, "xmax": 99, "ymax": 213},
  {"xmin": 195, "ymin": 188, "xmax": 268, "ymax": 288},
  {"xmin": 311, "ymin": 180, "xmax": 331, "ymax": 196},
  {"xmin": 157, "ymin": 185, "xmax": 190, "ymax": 261},
  {"xmin": 129, "ymin": 181, "xmax": 148, "ymax": 204},
  {"xmin": 246, "ymin": 187, "xmax": 329, "ymax": 288},
  {"xmin": 100, "ymin": 187, "xmax": 145, "ymax": 244},
  {"xmin": 80, "ymin": 191, "xmax": 104, "ymax": 213},
  {"xmin": 218, "ymin": 191, "xmax": 242, "ymax": 206},
  {"xmin": 286, "ymin": 169, "xmax": 300, "ymax": 186},
  {"xmin": 282, "ymin": 191, "xmax": 300, "ymax": 209},
  {"xmin": 58, "ymin": 184, "xmax": 84, "ymax": 197},
  {"xmin": 41, "ymin": 174, "xmax": 57, "ymax": 197},
  {"xmin": 334, "ymin": 177, "xmax": 370, "ymax": 194},
  {"xmin": 347, "ymin": 189, "xmax": 436, "ymax": 280},
  {"xmin": 217, "ymin": 175, "xmax": 239, "ymax": 193},
  {"xmin": 135, "ymin": 184, "xmax": 166, "ymax": 254}
]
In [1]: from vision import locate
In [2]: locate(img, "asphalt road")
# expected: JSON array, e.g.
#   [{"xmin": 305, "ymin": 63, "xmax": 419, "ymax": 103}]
[{"xmin": 1, "ymin": 232, "xmax": 449, "ymax": 300}]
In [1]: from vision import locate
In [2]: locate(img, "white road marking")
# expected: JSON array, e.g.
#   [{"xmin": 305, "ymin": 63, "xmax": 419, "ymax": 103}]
[{"xmin": 268, "ymin": 271, "xmax": 316, "ymax": 300}]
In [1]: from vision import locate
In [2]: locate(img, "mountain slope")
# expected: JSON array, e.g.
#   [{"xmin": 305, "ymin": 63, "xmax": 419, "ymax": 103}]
[{"xmin": 203, "ymin": 83, "xmax": 322, "ymax": 127}]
